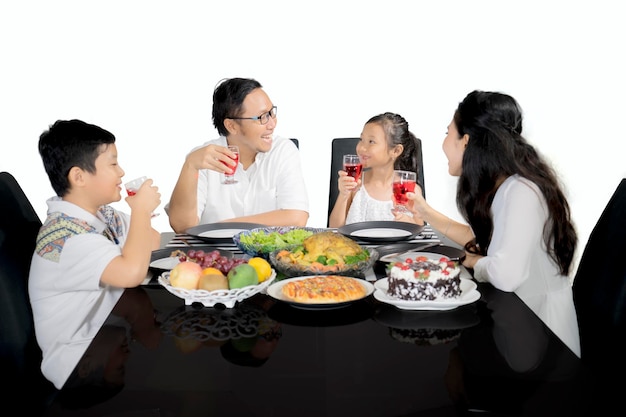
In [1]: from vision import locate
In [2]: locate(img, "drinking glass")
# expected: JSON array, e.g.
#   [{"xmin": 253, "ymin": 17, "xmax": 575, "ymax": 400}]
[
  {"xmin": 343, "ymin": 154, "xmax": 363, "ymax": 181},
  {"xmin": 392, "ymin": 170, "xmax": 417, "ymax": 214},
  {"xmin": 222, "ymin": 145, "xmax": 240, "ymax": 185},
  {"xmin": 124, "ymin": 176, "xmax": 160, "ymax": 217}
]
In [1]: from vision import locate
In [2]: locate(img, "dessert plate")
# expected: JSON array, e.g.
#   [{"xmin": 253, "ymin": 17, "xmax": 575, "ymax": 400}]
[
  {"xmin": 267, "ymin": 276, "xmax": 375, "ymax": 310},
  {"xmin": 338, "ymin": 221, "xmax": 424, "ymax": 243},
  {"xmin": 373, "ymin": 278, "xmax": 480, "ymax": 311},
  {"xmin": 186, "ymin": 222, "xmax": 266, "ymax": 244},
  {"xmin": 149, "ymin": 246, "xmax": 234, "ymax": 272}
]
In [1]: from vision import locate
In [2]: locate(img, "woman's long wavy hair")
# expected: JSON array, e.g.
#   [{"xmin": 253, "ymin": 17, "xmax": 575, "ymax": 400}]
[{"xmin": 455, "ymin": 90, "xmax": 577, "ymax": 276}]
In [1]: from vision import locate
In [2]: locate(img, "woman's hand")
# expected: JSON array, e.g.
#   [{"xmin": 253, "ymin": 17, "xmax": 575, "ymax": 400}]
[
  {"xmin": 461, "ymin": 251, "xmax": 483, "ymax": 269},
  {"xmin": 405, "ymin": 189, "xmax": 428, "ymax": 219},
  {"xmin": 393, "ymin": 188, "xmax": 426, "ymax": 225}
]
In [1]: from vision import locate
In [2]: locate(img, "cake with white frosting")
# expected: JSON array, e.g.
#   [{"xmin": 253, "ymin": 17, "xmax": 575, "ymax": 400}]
[{"xmin": 387, "ymin": 256, "xmax": 461, "ymax": 301}]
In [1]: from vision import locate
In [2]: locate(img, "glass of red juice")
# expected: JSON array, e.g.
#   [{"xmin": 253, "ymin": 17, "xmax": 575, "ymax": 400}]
[
  {"xmin": 222, "ymin": 145, "xmax": 240, "ymax": 184},
  {"xmin": 125, "ymin": 176, "xmax": 147, "ymax": 196},
  {"xmin": 343, "ymin": 154, "xmax": 363, "ymax": 181},
  {"xmin": 124, "ymin": 176, "xmax": 159, "ymax": 217},
  {"xmin": 392, "ymin": 170, "xmax": 417, "ymax": 214}
]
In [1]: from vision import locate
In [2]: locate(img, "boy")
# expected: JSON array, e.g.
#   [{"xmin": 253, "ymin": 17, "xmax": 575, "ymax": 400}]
[{"xmin": 29, "ymin": 119, "xmax": 161, "ymax": 389}]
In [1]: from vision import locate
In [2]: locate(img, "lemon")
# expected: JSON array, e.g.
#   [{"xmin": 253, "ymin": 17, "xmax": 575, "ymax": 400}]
[{"xmin": 247, "ymin": 257, "xmax": 272, "ymax": 283}]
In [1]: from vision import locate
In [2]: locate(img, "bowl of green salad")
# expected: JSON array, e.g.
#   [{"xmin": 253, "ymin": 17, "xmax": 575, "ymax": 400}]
[{"xmin": 233, "ymin": 226, "xmax": 326, "ymax": 259}]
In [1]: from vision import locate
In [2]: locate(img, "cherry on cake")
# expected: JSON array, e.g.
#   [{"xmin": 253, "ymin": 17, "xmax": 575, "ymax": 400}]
[{"xmin": 386, "ymin": 255, "xmax": 461, "ymax": 301}]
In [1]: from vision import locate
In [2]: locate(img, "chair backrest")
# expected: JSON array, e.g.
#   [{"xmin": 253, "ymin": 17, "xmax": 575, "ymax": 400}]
[
  {"xmin": 290, "ymin": 138, "xmax": 299, "ymax": 149},
  {"xmin": 327, "ymin": 137, "xmax": 425, "ymax": 226},
  {"xmin": 0, "ymin": 172, "xmax": 44, "ymax": 383},
  {"xmin": 573, "ymin": 178, "xmax": 626, "ymax": 361},
  {"xmin": 328, "ymin": 138, "xmax": 360, "ymax": 226}
]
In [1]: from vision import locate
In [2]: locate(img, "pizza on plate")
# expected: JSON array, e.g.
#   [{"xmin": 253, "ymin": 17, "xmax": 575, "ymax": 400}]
[{"xmin": 281, "ymin": 275, "xmax": 367, "ymax": 304}]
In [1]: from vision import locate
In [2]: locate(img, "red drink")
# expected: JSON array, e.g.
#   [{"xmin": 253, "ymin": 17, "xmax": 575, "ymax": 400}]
[
  {"xmin": 392, "ymin": 180, "xmax": 416, "ymax": 206},
  {"xmin": 344, "ymin": 163, "xmax": 363, "ymax": 181},
  {"xmin": 223, "ymin": 145, "xmax": 240, "ymax": 184},
  {"xmin": 227, "ymin": 153, "xmax": 240, "ymax": 175},
  {"xmin": 126, "ymin": 189, "xmax": 137, "ymax": 196}
]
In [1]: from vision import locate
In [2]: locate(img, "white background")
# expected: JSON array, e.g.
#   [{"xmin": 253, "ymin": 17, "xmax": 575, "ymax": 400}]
[{"xmin": 1, "ymin": 1, "xmax": 624, "ymax": 274}]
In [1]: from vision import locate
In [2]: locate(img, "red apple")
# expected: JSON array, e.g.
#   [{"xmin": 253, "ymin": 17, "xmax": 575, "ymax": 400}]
[{"xmin": 169, "ymin": 261, "xmax": 202, "ymax": 289}]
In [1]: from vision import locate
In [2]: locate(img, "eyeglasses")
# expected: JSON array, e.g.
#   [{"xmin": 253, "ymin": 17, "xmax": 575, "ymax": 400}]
[{"xmin": 229, "ymin": 106, "xmax": 277, "ymax": 125}]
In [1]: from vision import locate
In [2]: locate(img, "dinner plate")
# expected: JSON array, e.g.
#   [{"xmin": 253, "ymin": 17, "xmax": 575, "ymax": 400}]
[
  {"xmin": 186, "ymin": 222, "xmax": 266, "ymax": 244},
  {"xmin": 338, "ymin": 221, "xmax": 424, "ymax": 243},
  {"xmin": 267, "ymin": 276, "xmax": 375, "ymax": 310},
  {"xmin": 149, "ymin": 246, "xmax": 234, "ymax": 272},
  {"xmin": 375, "ymin": 243, "xmax": 464, "ymax": 260},
  {"xmin": 373, "ymin": 278, "xmax": 480, "ymax": 311}
]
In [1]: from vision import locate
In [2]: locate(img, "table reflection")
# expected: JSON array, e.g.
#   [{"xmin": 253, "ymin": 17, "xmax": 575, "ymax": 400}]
[{"xmin": 33, "ymin": 253, "xmax": 588, "ymax": 417}]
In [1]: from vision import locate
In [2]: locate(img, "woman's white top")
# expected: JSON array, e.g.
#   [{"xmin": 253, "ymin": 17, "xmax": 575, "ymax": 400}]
[{"xmin": 472, "ymin": 175, "xmax": 581, "ymax": 357}]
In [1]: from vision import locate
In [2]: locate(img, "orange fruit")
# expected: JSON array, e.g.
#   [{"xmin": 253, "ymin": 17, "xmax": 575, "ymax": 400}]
[
  {"xmin": 247, "ymin": 257, "xmax": 272, "ymax": 283},
  {"xmin": 202, "ymin": 267, "xmax": 224, "ymax": 276}
]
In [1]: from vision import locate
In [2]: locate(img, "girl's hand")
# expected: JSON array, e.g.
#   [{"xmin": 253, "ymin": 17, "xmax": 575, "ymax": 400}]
[{"xmin": 337, "ymin": 170, "xmax": 360, "ymax": 196}]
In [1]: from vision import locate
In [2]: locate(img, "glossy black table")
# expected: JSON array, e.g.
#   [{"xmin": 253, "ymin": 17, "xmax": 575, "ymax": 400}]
[{"xmin": 20, "ymin": 230, "xmax": 602, "ymax": 416}]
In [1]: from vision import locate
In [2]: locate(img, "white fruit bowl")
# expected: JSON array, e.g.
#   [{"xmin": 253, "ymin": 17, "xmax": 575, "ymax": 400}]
[{"xmin": 158, "ymin": 270, "xmax": 277, "ymax": 308}]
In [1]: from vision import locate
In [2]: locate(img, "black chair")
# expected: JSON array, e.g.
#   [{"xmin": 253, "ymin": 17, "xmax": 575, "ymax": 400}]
[
  {"xmin": 573, "ymin": 178, "xmax": 626, "ymax": 355},
  {"xmin": 327, "ymin": 137, "xmax": 425, "ymax": 226},
  {"xmin": 0, "ymin": 172, "xmax": 55, "ymax": 409},
  {"xmin": 572, "ymin": 178, "xmax": 626, "ymax": 412},
  {"xmin": 289, "ymin": 138, "xmax": 299, "ymax": 149}
]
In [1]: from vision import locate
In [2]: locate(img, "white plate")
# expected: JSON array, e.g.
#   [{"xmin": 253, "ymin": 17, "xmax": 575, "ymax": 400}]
[
  {"xmin": 267, "ymin": 276, "xmax": 375, "ymax": 309},
  {"xmin": 150, "ymin": 257, "xmax": 180, "ymax": 270},
  {"xmin": 186, "ymin": 222, "xmax": 266, "ymax": 243},
  {"xmin": 200, "ymin": 228, "xmax": 244, "ymax": 238},
  {"xmin": 351, "ymin": 228, "xmax": 413, "ymax": 238},
  {"xmin": 337, "ymin": 221, "xmax": 424, "ymax": 243},
  {"xmin": 373, "ymin": 278, "xmax": 480, "ymax": 311},
  {"xmin": 149, "ymin": 246, "xmax": 234, "ymax": 272}
]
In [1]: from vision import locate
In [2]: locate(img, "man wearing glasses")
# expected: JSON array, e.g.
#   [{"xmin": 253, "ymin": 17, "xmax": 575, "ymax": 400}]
[{"xmin": 167, "ymin": 77, "xmax": 309, "ymax": 232}]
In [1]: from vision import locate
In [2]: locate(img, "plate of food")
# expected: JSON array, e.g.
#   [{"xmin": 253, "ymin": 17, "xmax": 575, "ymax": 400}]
[
  {"xmin": 268, "ymin": 231, "xmax": 379, "ymax": 278},
  {"xmin": 186, "ymin": 222, "xmax": 266, "ymax": 244},
  {"xmin": 267, "ymin": 275, "xmax": 375, "ymax": 309},
  {"xmin": 149, "ymin": 246, "xmax": 234, "ymax": 273},
  {"xmin": 374, "ymin": 278, "xmax": 480, "ymax": 311},
  {"xmin": 338, "ymin": 221, "xmax": 424, "ymax": 243},
  {"xmin": 233, "ymin": 226, "xmax": 326, "ymax": 259}
]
